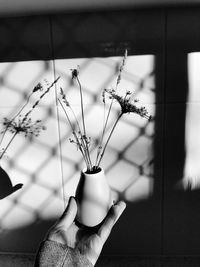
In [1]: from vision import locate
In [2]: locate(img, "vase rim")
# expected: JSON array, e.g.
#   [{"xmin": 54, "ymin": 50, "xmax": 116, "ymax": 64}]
[{"xmin": 82, "ymin": 166, "xmax": 103, "ymax": 175}]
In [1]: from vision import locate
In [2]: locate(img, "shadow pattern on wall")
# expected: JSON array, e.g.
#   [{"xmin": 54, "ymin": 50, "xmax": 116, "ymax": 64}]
[
  {"xmin": 1, "ymin": 8, "xmax": 200, "ymax": 259},
  {"xmin": 0, "ymin": 53, "xmax": 155, "ymax": 253}
]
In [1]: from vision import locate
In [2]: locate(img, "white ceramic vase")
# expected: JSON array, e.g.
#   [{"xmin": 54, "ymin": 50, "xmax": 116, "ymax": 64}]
[{"xmin": 75, "ymin": 168, "xmax": 112, "ymax": 227}]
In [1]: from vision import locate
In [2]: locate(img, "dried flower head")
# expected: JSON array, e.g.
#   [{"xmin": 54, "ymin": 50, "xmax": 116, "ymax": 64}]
[
  {"xmin": 32, "ymin": 82, "xmax": 43, "ymax": 93},
  {"xmin": 71, "ymin": 66, "xmax": 80, "ymax": 80},
  {"xmin": 116, "ymin": 49, "xmax": 128, "ymax": 87},
  {"xmin": 60, "ymin": 88, "xmax": 70, "ymax": 106},
  {"xmin": 105, "ymin": 88, "xmax": 151, "ymax": 121},
  {"xmin": 69, "ymin": 131, "xmax": 91, "ymax": 151},
  {"xmin": 2, "ymin": 117, "xmax": 46, "ymax": 137}
]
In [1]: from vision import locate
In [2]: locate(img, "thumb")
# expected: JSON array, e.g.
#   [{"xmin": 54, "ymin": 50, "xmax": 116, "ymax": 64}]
[{"xmin": 54, "ymin": 196, "xmax": 77, "ymax": 230}]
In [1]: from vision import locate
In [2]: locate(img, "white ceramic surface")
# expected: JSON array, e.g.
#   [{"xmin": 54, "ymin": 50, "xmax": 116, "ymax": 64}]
[{"xmin": 75, "ymin": 168, "xmax": 112, "ymax": 227}]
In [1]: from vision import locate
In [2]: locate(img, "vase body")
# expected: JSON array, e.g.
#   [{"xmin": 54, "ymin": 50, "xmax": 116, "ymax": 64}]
[{"xmin": 75, "ymin": 168, "xmax": 112, "ymax": 227}]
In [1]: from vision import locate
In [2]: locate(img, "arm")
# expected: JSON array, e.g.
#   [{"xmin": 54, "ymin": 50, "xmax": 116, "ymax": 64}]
[{"xmin": 35, "ymin": 240, "xmax": 93, "ymax": 267}]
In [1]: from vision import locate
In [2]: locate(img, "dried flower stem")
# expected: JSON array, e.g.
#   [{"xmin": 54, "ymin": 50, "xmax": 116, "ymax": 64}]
[
  {"xmin": 76, "ymin": 77, "xmax": 86, "ymax": 137},
  {"xmin": 60, "ymin": 53, "xmax": 150, "ymax": 172},
  {"xmin": 96, "ymin": 50, "xmax": 127, "ymax": 165},
  {"xmin": 76, "ymin": 77, "xmax": 92, "ymax": 171},
  {"xmin": 58, "ymin": 98, "xmax": 75, "ymax": 133},
  {"xmin": 0, "ymin": 92, "xmax": 34, "ymax": 147},
  {"xmin": 58, "ymin": 90, "xmax": 91, "ymax": 168},
  {"xmin": 22, "ymin": 76, "xmax": 60, "ymax": 123},
  {"xmin": 0, "ymin": 131, "xmax": 18, "ymax": 160},
  {"xmin": 0, "ymin": 78, "xmax": 59, "ymax": 161},
  {"xmin": 97, "ymin": 112, "xmax": 123, "ymax": 168},
  {"xmin": 58, "ymin": 98, "xmax": 91, "ymax": 169},
  {"xmin": 95, "ymin": 96, "xmax": 106, "ymax": 167},
  {"xmin": 12, "ymin": 93, "xmax": 34, "ymax": 121}
]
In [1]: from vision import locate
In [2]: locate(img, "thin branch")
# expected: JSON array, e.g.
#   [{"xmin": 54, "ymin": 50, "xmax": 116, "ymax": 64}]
[
  {"xmin": 76, "ymin": 77, "xmax": 92, "ymax": 171},
  {"xmin": 97, "ymin": 112, "xmax": 123, "ymax": 168}
]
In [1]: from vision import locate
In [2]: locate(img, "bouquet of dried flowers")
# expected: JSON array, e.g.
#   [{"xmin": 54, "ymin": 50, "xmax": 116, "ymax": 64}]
[
  {"xmin": 0, "ymin": 77, "xmax": 60, "ymax": 160},
  {"xmin": 58, "ymin": 51, "xmax": 152, "ymax": 174},
  {"xmin": 0, "ymin": 52, "xmax": 151, "ymax": 173}
]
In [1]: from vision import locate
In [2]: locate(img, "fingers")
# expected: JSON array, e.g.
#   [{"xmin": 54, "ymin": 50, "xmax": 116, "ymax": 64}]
[
  {"xmin": 55, "ymin": 196, "xmax": 77, "ymax": 230},
  {"xmin": 98, "ymin": 201, "xmax": 126, "ymax": 242}
]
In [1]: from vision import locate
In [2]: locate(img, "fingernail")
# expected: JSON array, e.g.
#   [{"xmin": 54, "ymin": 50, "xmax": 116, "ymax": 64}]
[{"xmin": 118, "ymin": 201, "xmax": 126, "ymax": 210}]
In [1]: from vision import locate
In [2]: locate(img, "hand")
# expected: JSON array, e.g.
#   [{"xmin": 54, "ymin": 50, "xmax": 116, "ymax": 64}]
[{"xmin": 46, "ymin": 197, "xmax": 126, "ymax": 266}]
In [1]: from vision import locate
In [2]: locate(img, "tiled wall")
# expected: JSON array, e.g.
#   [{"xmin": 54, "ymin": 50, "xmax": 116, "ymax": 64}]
[{"xmin": 0, "ymin": 7, "xmax": 200, "ymax": 260}]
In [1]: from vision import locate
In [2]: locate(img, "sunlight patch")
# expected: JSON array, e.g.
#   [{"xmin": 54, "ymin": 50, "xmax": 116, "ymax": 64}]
[{"xmin": 181, "ymin": 53, "xmax": 200, "ymax": 190}]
